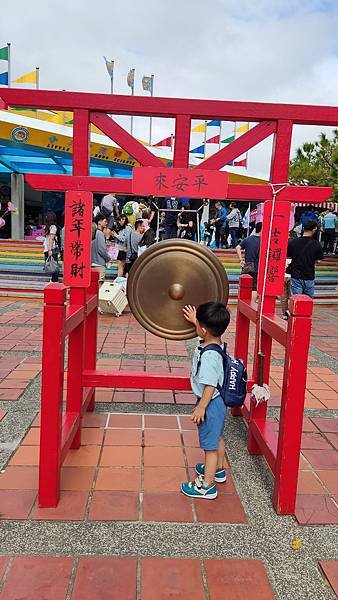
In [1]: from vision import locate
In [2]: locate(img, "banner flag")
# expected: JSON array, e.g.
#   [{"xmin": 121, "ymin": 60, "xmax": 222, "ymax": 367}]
[
  {"xmin": 234, "ymin": 158, "xmax": 247, "ymax": 167},
  {"xmin": 103, "ymin": 57, "xmax": 114, "ymax": 78},
  {"xmin": 221, "ymin": 135, "xmax": 235, "ymax": 144},
  {"xmin": 190, "ymin": 144, "xmax": 205, "ymax": 154},
  {"xmin": 0, "ymin": 46, "xmax": 9, "ymax": 61},
  {"xmin": 236, "ymin": 123, "xmax": 249, "ymax": 133},
  {"xmin": 154, "ymin": 135, "xmax": 173, "ymax": 147},
  {"xmin": 191, "ymin": 122, "xmax": 206, "ymax": 133},
  {"xmin": 127, "ymin": 68, "xmax": 135, "ymax": 89},
  {"xmin": 142, "ymin": 75, "xmax": 153, "ymax": 93},
  {"xmin": 0, "ymin": 71, "xmax": 8, "ymax": 85},
  {"xmin": 207, "ymin": 120, "xmax": 221, "ymax": 126},
  {"xmin": 206, "ymin": 134, "xmax": 220, "ymax": 144},
  {"xmin": 13, "ymin": 70, "xmax": 37, "ymax": 84}
]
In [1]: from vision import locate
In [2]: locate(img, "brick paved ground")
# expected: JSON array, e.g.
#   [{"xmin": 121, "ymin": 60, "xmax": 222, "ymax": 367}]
[{"xmin": 0, "ymin": 299, "xmax": 337, "ymax": 599}]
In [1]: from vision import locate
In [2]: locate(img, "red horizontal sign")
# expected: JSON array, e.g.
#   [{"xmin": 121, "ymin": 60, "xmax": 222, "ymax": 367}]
[{"xmin": 132, "ymin": 167, "xmax": 228, "ymax": 199}]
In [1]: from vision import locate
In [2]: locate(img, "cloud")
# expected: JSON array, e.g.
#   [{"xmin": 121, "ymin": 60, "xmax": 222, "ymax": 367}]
[{"xmin": 0, "ymin": 0, "xmax": 337, "ymax": 178}]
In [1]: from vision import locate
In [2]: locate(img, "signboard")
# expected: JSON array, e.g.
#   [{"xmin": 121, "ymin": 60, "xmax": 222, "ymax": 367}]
[
  {"xmin": 63, "ymin": 191, "xmax": 93, "ymax": 287},
  {"xmin": 132, "ymin": 167, "xmax": 229, "ymax": 199},
  {"xmin": 257, "ymin": 200, "xmax": 291, "ymax": 297}
]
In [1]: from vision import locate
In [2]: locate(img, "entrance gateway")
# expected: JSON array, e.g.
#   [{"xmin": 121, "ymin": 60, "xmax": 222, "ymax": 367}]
[{"xmin": 0, "ymin": 88, "xmax": 335, "ymax": 512}]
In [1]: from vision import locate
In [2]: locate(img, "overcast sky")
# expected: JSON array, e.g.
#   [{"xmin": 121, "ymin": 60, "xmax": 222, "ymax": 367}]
[{"xmin": 1, "ymin": 0, "xmax": 338, "ymax": 178}]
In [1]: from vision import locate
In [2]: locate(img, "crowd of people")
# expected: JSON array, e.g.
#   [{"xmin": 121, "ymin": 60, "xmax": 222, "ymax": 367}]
[{"xmin": 41, "ymin": 196, "xmax": 337, "ymax": 318}]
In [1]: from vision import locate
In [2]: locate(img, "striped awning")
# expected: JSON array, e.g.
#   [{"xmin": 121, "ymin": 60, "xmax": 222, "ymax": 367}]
[{"xmin": 295, "ymin": 201, "xmax": 338, "ymax": 211}]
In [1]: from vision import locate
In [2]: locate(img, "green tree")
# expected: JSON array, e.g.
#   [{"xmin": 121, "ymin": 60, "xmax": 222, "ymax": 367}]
[{"xmin": 289, "ymin": 130, "xmax": 338, "ymax": 201}]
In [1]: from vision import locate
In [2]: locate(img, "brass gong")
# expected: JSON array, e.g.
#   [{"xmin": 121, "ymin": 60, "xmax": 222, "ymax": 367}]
[{"xmin": 127, "ymin": 239, "xmax": 229, "ymax": 340}]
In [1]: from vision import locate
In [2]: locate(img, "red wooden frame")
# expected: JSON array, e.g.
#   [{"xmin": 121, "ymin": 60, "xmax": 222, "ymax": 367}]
[
  {"xmin": 3, "ymin": 88, "xmax": 335, "ymax": 512},
  {"xmin": 39, "ymin": 269, "xmax": 190, "ymax": 507},
  {"xmin": 234, "ymin": 276, "xmax": 313, "ymax": 514}
]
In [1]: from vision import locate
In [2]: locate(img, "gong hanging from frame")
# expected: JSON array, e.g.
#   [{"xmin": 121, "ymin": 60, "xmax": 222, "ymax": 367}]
[{"xmin": 127, "ymin": 239, "xmax": 229, "ymax": 340}]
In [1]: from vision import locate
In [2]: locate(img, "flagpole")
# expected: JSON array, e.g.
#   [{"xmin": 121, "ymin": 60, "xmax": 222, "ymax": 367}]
[
  {"xmin": 131, "ymin": 84, "xmax": 134, "ymax": 135},
  {"xmin": 149, "ymin": 74, "xmax": 154, "ymax": 145},
  {"xmin": 36, "ymin": 67, "xmax": 39, "ymax": 90},
  {"xmin": 110, "ymin": 59, "xmax": 114, "ymax": 94},
  {"xmin": 7, "ymin": 43, "xmax": 11, "ymax": 88},
  {"xmin": 218, "ymin": 121, "xmax": 222, "ymax": 150},
  {"xmin": 203, "ymin": 120, "xmax": 207, "ymax": 158},
  {"xmin": 130, "ymin": 69, "xmax": 135, "ymax": 136}
]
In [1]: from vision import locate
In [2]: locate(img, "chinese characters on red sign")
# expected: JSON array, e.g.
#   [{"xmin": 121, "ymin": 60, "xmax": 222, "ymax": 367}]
[
  {"xmin": 132, "ymin": 167, "xmax": 228, "ymax": 199},
  {"xmin": 63, "ymin": 191, "xmax": 93, "ymax": 287},
  {"xmin": 257, "ymin": 200, "xmax": 291, "ymax": 297}
]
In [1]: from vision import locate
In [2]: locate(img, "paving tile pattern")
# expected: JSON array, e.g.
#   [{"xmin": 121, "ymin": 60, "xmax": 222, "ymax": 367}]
[
  {"xmin": 0, "ymin": 300, "xmax": 337, "ymax": 600},
  {"xmin": 0, "ymin": 556, "xmax": 277, "ymax": 599},
  {"xmin": 0, "ymin": 413, "xmax": 247, "ymax": 524}
]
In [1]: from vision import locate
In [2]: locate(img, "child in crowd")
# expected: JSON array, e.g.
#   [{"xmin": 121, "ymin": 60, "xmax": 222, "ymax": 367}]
[{"xmin": 181, "ymin": 302, "xmax": 231, "ymax": 499}]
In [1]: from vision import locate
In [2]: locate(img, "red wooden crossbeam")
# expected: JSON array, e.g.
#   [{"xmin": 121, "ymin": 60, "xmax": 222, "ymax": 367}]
[
  {"xmin": 24, "ymin": 173, "xmax": 332, "ymax": 204},
  {"xmin": 82, "ymin": 370, "xmax": 191, "ymax": 391},
  {"xmin": 2, "ymin": 89, "xmax": 338, "ymax": 125}
]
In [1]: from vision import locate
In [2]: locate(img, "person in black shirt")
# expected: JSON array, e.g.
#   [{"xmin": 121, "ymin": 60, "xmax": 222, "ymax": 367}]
[
  {"xmin": 160, "ymin": 197, "xmax": 181, "ymax": 239},
  {"xmin": 287, "ymin": 220, "xmax": 323, "ymax": 298}
]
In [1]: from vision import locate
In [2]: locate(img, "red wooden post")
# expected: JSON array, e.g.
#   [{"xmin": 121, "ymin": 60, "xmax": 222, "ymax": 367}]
[
  {"xmin": 39, "ymin": 284, "xmax": 67, "ymax": 507},
  {"xmin": 67, "ymin": 287, "xmax": 86, "ymax": 449},
  {"xmin": 85, "ymin": 269, "xmax": 99, "ymax": 412},
  {"xmin": 73, "ymin": 109, "xmax": 90, "ymax": 176},
  {"xmin": 234, "ymin": 275, "xmax": 253, "ymax": 363},
  {"xmin": 173, "ymin": 114, "xmax": 191, "ymax": 168},
  {"xmin": 248, "ymin": 120, "xmax": 293, "ymax": 455},
  {"xmin": 272, "ymin": 295, "xmax": 313, "ymax": 514}
]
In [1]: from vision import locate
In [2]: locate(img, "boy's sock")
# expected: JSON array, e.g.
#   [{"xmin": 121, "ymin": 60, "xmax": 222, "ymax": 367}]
[{"xmin": 195, "ymin": 463, "xmax": 227, "ymax": 483}]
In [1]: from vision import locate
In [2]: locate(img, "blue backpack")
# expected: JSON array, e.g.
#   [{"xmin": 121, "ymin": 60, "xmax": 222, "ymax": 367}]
[{"xmin": 197, "ymin": 344, "xmax": 247, "ymax": 408}]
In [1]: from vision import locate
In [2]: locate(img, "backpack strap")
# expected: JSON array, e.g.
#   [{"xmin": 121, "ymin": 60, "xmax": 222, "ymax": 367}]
[
  {"xmin": 196, "ymin": 343, "xmax": 229, "ymax": 397},
  {"xmin": 196, "ymin": 343, "xmax": 227, "ymax": 374}
]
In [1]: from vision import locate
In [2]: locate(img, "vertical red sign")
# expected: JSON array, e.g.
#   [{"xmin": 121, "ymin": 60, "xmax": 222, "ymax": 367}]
[
  {"xmin": 63, "ymin": 191, "xmax": 93, "ymax": 287},
  {"xmin": 257, "ymin": 200, "xmax": 291, "ymax": 297}
]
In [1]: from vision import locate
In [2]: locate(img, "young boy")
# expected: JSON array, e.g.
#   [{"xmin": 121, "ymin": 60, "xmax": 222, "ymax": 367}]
[{"xmin": 181, "ymin": 302, "xmax": 230, "ymax": 500}]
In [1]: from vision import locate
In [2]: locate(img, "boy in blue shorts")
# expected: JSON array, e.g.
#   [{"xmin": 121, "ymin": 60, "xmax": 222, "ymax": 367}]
[{"xmin": 180, "ymin": 302, "xmax": 230, "ymax": 500}]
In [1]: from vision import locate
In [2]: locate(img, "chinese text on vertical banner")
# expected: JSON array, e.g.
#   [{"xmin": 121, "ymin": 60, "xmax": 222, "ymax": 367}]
[
  {"xmin": 257, "ymin": 200, "xmax": 291, "ymax": 297},
  {"xmin": 63, "ymin": 191, "xmax": 92, "ymax": 287}
]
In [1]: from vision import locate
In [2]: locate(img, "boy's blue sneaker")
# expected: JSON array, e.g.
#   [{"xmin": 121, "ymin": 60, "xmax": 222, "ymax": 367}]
[
  {"xmin": 181, "ymin": 475, "xmax": 217, "ymax": 499},
  {"xmin": 195, "ymin": 463, "xmax": 227, "ymax": 483}
]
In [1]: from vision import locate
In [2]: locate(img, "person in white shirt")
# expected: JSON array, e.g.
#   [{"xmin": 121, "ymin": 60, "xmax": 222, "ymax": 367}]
[
  {"xmin": 226, "ymin": 202, "xmax": 242, "ymax": 248},
  {"xmin": 43, "ymin": 212, "xmax": 59, "ymax": 282}
]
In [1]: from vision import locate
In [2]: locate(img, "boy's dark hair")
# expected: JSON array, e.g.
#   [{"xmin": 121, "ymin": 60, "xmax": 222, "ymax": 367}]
[
  {"xmin": 196, "ymin": 302, "xmax": 230, "ymax": 337},
  {"xmin": 303, "ymin": 220, "xmax": 318, "ymax": 231},
  {"xmin": 94, "ymin": 212, "xmax": 107, "ymax": 225},
  {"xmin": 255, "ymin": 222, "xmax": 262, "ymax": 233},
  {"xmin": 134, "ymin": 219, "xmax": 144, "ymax": 230}
]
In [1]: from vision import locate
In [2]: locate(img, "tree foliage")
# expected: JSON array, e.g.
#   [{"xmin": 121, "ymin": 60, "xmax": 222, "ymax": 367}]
[{"xmin": 289, "ymin": 130, "xmax": 338, "ymax": 201}]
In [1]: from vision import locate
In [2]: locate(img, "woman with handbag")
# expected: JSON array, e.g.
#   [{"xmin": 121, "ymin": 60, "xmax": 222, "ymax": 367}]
[
  {"xmin": 111, "ymin": 214, "xmax": 132, "ymax": 276},
  {"xmin": 43, "ymin": 212, "xmax": 60, "ymax": 283},
  {"xmin": 235, "ymin": 222, "xmax": 262, "ymax": 301}
]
